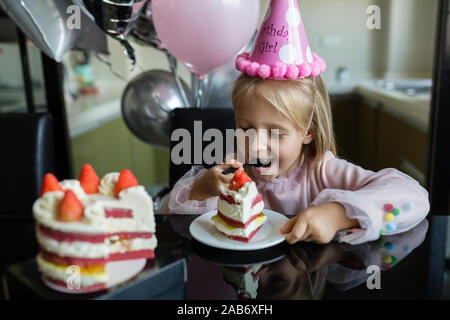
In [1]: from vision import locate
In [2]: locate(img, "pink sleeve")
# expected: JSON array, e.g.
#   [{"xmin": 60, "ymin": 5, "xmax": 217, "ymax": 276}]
[
  {"xmin": 167, "ymin": 165, "xmax": 218, "ymax": 214},
  {"xmin": 310, "ymin": 152, "xmax": 430, "ymax": 244}
]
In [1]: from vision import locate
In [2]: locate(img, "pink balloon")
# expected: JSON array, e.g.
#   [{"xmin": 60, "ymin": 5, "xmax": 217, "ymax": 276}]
[{"xmin": 152, "ymin": 0, "xmax": 260, "ymax": 75}]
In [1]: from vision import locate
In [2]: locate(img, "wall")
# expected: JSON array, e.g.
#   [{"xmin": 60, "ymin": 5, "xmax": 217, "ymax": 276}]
[
  {"xmin": 384, "ymin": 0, "xmax": 438, "ymax": 79},
  {"xmin": 259, "ymin": 0, "xmax": 438, "ymax": 81}
]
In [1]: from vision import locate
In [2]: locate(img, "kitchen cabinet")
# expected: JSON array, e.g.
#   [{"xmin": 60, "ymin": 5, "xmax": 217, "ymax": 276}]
[
  {"xmin": 354, "ymin": 99, "xmax": 379, "ymax": 170},
  {"xmin": 331, "ymin": 94, "xmax": 428, "ymax": 185},
  {"xmin": 330, "ymin": 94, "xmax": 378, "ymax": 171},
  {"xmin": 376, "ymin": 107, "xmax": 427, "ymax": 184},
  {"xmin": 71, "ymin": 117, "xmax": 170, "ymax": 188},
  {"xmin": 330, "ymin": 94, "xmax": 359, "ymax": 162}
]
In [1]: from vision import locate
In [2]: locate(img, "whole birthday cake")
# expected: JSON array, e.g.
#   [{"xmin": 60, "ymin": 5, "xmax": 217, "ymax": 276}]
[
  {"xmin": 33, "ymin": 164, "xmax": 157, "ymax": 291},
  {"xmin": 212, "ymin": 170, "xmax": 266, "ymax": 242}
]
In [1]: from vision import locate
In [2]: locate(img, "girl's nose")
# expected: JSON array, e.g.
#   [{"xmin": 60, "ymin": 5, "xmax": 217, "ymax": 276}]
[{"xmin": 249, "ymin": 129, "xmax": 269, "ymax": 158}]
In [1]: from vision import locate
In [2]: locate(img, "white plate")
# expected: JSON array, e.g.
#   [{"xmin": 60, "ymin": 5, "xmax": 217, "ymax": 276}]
[
  {"xmin": 189, "ymin": 209, "xmax": 288, "ymax": 251},
  {"xmin": 42, "ymin": 258, "xmax": 147, "ymax": 294}
]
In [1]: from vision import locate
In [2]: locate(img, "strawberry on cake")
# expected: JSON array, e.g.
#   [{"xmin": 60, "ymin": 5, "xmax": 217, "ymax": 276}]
[
  {"xmin": 33, "ymin": 164, "xmax": 157, "ymax": 291},
  {"xmin": 212, "ymin": 170, "xmax": 266, "ymax": 242}
]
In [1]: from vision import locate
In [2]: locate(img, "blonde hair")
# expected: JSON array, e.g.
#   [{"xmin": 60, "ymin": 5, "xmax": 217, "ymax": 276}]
[
  {"xmin": 294, "ymin": 271, "xmax": 327, "ymax": 300},
  {"xmin": 232, "ymin": 74, "xmax": 336, "ymax": 168}
]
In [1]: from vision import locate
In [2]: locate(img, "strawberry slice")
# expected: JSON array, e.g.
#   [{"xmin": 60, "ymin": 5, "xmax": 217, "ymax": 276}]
[
  {"xmin": 114, "ymin": 169, "xmax": 139, "ymax": 198},
  {"xmin": 229, "ymin": 169, "xmax": 251, "ymax": 191},
  {"xmin": 39, "ymin": 173, "xmax": 63, "ymax": 197},
  {"xmin": 57, "ymin": 190, "xmax": 84, "ymax": 222},
  {"xmin": 78, "ymin": 164, "xmax": 100, "ymax": 194}
]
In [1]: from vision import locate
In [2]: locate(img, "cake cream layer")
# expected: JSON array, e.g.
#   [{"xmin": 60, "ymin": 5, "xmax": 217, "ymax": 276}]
[
  {"xmin": 36, "ymin": 226, "xmax": 157, "ymax": 259},
  {"xmin": 33, "ymin": 182, "xmax": 155, "ymax": 234},
  {"xmin": 211, "ymin": 213, "xmax": 267, "ymax": 239},
  {"xmin": 37, "ymin": 254, "xmax": 107, "ymax": 288},
  {"xmin": 218, "ymin": 181, "xmax": 264, "ymax": 223},
  {"xmin": 218, "ymin": 197, "xmax": 264, "ymax": 225},
  {"xmin": 217, "ymin": 210, "xmax": 263, "ymax": 228}
]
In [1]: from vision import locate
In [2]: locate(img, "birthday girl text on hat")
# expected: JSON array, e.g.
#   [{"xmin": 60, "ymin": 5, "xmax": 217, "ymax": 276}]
[{"xmin": 257, "ymin": 23, "xmax": 289, "ymax": 55}]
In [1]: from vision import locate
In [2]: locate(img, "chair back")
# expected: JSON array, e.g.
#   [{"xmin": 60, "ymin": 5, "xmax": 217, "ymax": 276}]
[
  {"xmin": 168, "ymin": 108, "xmax": 236, "ymax": 189},
  {"xmin": 0, "ymin": 113, "xmax": 55, "ymax": 266}
]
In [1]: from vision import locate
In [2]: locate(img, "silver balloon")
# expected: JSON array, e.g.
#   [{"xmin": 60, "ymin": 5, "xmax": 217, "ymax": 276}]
[
  {"xmin": 0, "ymin": 0, "xmax": 103, "ymax": 62},
  {"xmin": 73, "ymin": 0, "xmax": 147, "ymax": 38},
  {"xmin": 121, "ymin": 70, "xmax": 194, "ymax": 149},
  {"xmin": 202, "ymin": 61, "xmax": 240, "ymax": 108},
  {"xmin": 72, "ymin": 0, "xmax": 148, "ymax": 64},
  {"xmin": 130, "ymin": 0, "xmax": 165, "ymax": 51}
]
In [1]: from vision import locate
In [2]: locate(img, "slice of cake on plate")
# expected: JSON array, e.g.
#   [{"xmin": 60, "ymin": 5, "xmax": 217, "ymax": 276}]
[
  {"xmin": 33, "ymin": 164, "xmax": 157, "ymax": 291},
  {"xmin": 212, "ymin": 169, "xmax": 266, "ymax": 242}
]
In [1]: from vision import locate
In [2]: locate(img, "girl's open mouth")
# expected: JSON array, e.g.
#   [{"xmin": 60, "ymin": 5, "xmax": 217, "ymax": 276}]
[
  {"xmin": 254, "ymin": 159, "xmax": 274, "ymax": 174},
  {"xmin": 261, "ymin": 160, "xmax": 272, "ymax": 168}
]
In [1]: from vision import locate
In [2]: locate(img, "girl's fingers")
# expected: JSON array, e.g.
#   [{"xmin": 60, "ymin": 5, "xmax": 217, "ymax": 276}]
[
  {"xmin": 286, "ymin": 219, "xmax": 308, "ymax": 244},
  {"xmin": 218, "ymin": 159, "xmax": 243, "ymax": 171},
  {"xmin": 280, "ymin": 215, "xmax": 298, "ymax": 234},
  {"xmin": 224, "ymin": 153, "xmax": 239, "ymax": 164},
  {"xmin": 217, "ymin": 161, "xmax": 243, "ymax": 182},
  {"xmin": 229, "ymin": 159, "xmax": 243, "ymax": 168}
]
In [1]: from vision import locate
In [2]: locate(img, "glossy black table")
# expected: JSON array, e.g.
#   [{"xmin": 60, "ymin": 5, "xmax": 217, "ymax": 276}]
[{"xmin": 4, "ymin": 214, "xmax": 449, "ymax": 300}]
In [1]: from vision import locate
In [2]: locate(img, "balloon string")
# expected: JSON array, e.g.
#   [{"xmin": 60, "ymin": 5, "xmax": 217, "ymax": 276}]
[
  {"xmin": 119, "ymin": 38, "xmax": 137, "ymax": 66},
  {"xmin": 119, "ymin": 37, "xmax": 145, "ymax": 73},
  {"xmin": 192, "ymin": 73, "xmax": 204, "ymax": 109},
  {"xmin": 93, "ymin": 53, "xmax": 127, "ymax": 81},
  {"xmin": 166, "ymin": 53, "xmax": 190, "ymax": 107}
]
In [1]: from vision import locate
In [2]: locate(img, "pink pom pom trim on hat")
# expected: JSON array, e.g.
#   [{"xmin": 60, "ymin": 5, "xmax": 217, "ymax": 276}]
[
  {"xmin": 258, "ymin": 64, "xmax": 271, "ymax": 79},
  {"xmin": 235, "ymin": 51, "xmax": 326, "ymax": 80},
  {"xmin": 246, "ymin": 62, "xmax": 260, "ymax": 77}
]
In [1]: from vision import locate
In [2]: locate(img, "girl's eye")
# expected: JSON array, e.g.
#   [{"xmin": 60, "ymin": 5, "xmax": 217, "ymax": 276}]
[{"xmin": 270, "ymin": 131, "xmax": 286, "ymax": 138}]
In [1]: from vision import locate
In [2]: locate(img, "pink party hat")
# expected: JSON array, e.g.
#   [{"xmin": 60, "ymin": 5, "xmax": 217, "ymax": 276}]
[{"xmin": 236, "ymin": 0, "xmax": 326, "ymax": 79}]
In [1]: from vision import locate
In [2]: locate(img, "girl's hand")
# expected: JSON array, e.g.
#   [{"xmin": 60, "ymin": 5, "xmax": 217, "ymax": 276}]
[
  {"xmin": 189, "ymin": 159, "xmax": 242, "ymax": 201},
  {"xmin": 280, "ymin": 202, "xmax": 360, "ymax": 244}
]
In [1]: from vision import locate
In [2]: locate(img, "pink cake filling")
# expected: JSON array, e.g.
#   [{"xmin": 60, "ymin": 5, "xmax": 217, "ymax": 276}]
[
  {"xmin": 217, "ymin": 211, "xmax": 263, "ymax": 228},
  {"xmin": 219, "ymin": 193, "xmax": 262, "ymax": 207},
  {"xmin": 38, "ymin": 224, "xmax": 153, "ymax": 243},
  {"xmin": 40, "ymin": 248, "xmax": 155, "ymax": 267},
  {"xmin": 104, "ymin": 207, "xmax": 133, "ymax": 218}
]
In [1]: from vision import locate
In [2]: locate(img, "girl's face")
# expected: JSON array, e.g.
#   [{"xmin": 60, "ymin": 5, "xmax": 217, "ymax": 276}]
[{"xmin": 234, "ymin": 96, "xmax": 312, "ymax": 181}]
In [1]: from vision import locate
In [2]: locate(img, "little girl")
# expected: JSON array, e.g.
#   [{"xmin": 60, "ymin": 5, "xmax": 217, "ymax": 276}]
[
  {"xmin": 159, "ymin": 0, "xmax": 429, "ymax": 245},
  {"xmin": 159, "ymin": 73, "xmax": 429, "ymax": 245}
]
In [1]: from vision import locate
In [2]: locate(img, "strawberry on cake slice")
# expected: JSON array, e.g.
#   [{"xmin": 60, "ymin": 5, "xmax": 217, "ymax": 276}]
[
  {"xmin": 33, "ymin": 164, "xmax": 157, "ymax": 290},
  {"xmin": 212, "ymin": 169, "xmax": 266, "ymax": 242}
]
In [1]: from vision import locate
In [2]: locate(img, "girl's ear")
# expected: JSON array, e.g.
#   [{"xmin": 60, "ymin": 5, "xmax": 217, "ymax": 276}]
[{"xmin": 302, "ymin": 131, "xmax": 314, "ymax": 145}]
